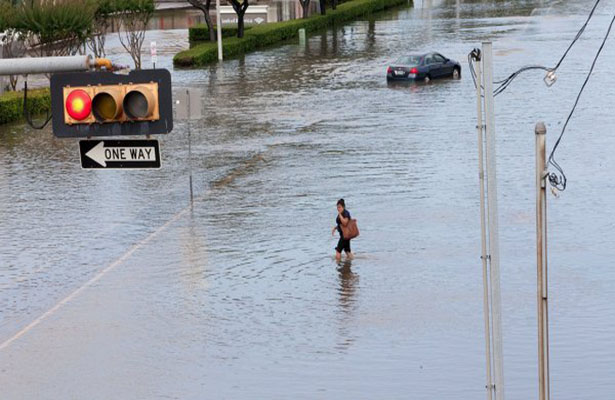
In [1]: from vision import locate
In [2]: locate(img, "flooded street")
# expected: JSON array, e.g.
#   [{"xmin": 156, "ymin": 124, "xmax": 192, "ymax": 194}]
[{"xmin": 2, "ymin": 0, "xmax": 615, "ymax": 398}]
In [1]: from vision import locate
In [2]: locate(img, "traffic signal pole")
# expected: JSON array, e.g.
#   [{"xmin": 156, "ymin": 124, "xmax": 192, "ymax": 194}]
[{"xmin": 0, "ymin": 55, "xmax": 124, "ymax": 76}]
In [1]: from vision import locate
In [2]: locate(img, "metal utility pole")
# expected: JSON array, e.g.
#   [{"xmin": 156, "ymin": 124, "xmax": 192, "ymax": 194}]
[
  {"xmin": 216, "ymin": 0, "xmax": 223, "ymax": 61},
  {"xmin": 535, "ymin": 122, "xmax": 550, "ymax": 400},
  {"xmin": 472, "ymin": 48, "xmax": 494, "ymax": 400},
  {"xmin": 482, "ymin": 40, "xmax": 505, "ymax": 400}
]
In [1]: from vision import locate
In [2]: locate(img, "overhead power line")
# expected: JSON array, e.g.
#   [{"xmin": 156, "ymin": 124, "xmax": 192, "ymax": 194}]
[
  {"xmin": 493, "ymin": 0, "xmax": 602, "ymax": 97},
  {"xmin": 548, "ymin": 10, "xmax": 615, "ymax": 191}
]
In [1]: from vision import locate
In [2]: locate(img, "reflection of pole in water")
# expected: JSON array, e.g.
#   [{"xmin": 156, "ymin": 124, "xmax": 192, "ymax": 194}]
[
  {"xmin": 366, "ymin": 19, "xmax": 376, "ymax": 50},
  {"xmin": 179, "ymin": 217, "xmax": 209, "ymax": 291},
  {"xmin": 421, "ymin": 0, "xmax": 432, "ymax": 42}
]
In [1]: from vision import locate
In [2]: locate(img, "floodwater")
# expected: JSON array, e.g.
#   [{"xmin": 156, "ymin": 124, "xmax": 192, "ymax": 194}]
[{"xmin": 2, "ymin": 0, "xmax": 615, "ymax": 398}]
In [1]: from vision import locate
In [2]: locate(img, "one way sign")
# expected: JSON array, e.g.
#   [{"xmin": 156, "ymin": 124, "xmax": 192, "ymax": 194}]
[{"xmin": 80, "ymin": 140, "xmax": 161, "ymax": 169}]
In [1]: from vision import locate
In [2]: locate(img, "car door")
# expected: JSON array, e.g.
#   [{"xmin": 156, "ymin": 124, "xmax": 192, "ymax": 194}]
[
  {"xmin": 424, "ymin": 54, "xmax": 439, "ymax": 78},
  {"xmin": 434, "ymin": 54, "xmax": 453, "ymax": 77}
]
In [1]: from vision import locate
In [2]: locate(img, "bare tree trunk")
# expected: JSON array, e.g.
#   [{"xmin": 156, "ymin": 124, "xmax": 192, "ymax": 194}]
[
  {"xmin": 187, "ymin": 0, "xmax": 215, "ymax": 41},
  {"xmin": 332, "ymin": 0, "xmax": 337, "ymax": 10},
  {"xmin": 228, "ymin": 0, "xmax": 249, "ymax": 38},
  {"xmin": 118, "ymin": 7, "xmax": 153, "ymax": 70},
  {"xmin": 319, "ymin": 0, "xmax": 325, "ymax": 15},
  {"xmin": 299, "ymin": 0, "xmax": 310, "ymax": 18}
]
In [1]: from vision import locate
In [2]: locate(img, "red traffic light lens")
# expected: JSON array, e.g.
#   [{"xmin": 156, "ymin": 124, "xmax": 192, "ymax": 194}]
[{"xmin": 65, "ymin": 89, "xmax": 92, "ymax": 121}]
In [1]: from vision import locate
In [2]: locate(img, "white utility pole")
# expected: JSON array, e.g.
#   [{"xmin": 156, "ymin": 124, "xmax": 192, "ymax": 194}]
[
  {"xmin": 482, "ymin": 41, "xmax": 505, "ymax": 400},
  {"xmin": 535, "ymin": 122, "xmax": 550, "ymax": 400},
  {"xmin": 216, "ymin": 0, "xmax": 223, "ymax": 61},
  {"xmin": 472, "ymin": 48, "xmax": 494, "ymax": 400}
]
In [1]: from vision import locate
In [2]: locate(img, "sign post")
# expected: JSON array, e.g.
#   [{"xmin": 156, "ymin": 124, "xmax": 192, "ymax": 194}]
[
  {"xmin": 150, "ymin": 41, "xmax": 157, "ymax": 69},
  {"xmin": 175, "ymin": 89, "xmax": 203, "ymax": 203}
]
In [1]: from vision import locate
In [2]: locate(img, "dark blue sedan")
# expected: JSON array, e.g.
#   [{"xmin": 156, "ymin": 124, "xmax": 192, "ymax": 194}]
[{"xmin": 386, "ymin": 53, "xmax": 461, "ymax": 83}]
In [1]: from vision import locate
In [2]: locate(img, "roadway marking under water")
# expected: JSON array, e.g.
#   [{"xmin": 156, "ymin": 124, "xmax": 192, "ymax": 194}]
[
  {"xmin": 0, "ymin": 203, "xmax": 193, "ymax": 352},
  {"xmin": 0, "ymin": 151, "xmax": 268, "ymax": 352}
]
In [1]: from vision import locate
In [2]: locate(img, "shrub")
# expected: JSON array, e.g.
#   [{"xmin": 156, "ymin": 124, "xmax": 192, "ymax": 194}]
[
  {"xmin": 189, "ymin": 24, "xmax": 253, "ymax": 42},
  {"xmin": 0, "ymin": 88, "xmax": 51, "ymax": 125}
]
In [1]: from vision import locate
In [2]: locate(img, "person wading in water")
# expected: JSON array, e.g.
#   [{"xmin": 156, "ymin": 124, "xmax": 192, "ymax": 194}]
[{"xmin": 332, "ymin": 199, "xmax": 354, "ymax": 262}]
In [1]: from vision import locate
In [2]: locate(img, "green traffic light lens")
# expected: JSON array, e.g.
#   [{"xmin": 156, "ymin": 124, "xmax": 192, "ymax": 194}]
[{"xmin": 123, "ymin": 91, "xmax": 149, "ymax": 119}]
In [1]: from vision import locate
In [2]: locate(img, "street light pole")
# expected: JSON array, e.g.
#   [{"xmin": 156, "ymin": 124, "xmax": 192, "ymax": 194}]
[
  {"xmin": 216, "ymin": 0, "xmax": 223, "ymax": 61},
  {"xmin": 472, "ymin": 48, "xmax": 494, "ymax": 400},
  {"xmin": 483, "ymin": 41, "xmax": 505, "ymax": 400}
]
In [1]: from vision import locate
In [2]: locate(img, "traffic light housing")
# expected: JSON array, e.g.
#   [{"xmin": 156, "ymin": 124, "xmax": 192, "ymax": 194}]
[{"xmin": 51, "ymin": 69, "xmax": 173, "ymax": 138}]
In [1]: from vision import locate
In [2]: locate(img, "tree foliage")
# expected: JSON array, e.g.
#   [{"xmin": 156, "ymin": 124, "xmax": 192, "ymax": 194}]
[{"xmin": 16, "ymin": 0, "xmax": 97, "ymax": 58}]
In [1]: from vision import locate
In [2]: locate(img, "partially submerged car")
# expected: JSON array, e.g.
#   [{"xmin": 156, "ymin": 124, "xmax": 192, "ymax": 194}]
[{"xmin": 386, "ymin": 53, "xmax": 461, "ymax": 82}]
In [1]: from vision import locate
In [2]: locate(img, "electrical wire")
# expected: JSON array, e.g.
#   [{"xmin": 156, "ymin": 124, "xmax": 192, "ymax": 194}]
[
  {"xmin": 493, "ymin": 65, "xmax": 550, "ymax": 97},
  {"xmin": 23, "ymin": 79, "xmax": 52, "ymax": 130},
  {"xmin": 468, "ymin": 51, "xmax": 483, "ymax": 97},
  {"xmin": 470, "ymin": 0, "xmax": 603, "ymax": 97},
  {"xmin": 547, "ymin": 10, "xmax": 615, "ymax": 191},
  {"xmin": 552, "ymin": 0, "xmax": 602, "ymax": 71}
]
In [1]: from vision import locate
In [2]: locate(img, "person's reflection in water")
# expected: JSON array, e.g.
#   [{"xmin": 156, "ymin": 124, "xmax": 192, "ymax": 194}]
[{"xmin": 335, "ymin": 259, "xmax": 359, "ymax": 350}]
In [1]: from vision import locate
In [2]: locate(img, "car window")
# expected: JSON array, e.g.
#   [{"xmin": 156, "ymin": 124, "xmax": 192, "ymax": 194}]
[
  {"xmin": 394, "ymin": 56, "xmax": 421, "ymax": 65},
  {"xmin": 424, "ymin": 55, "xmax": 435, "ymax": 64},
  {"xmin": 434, "ymin": 54, "xmax": 446, "ymax": 63}
]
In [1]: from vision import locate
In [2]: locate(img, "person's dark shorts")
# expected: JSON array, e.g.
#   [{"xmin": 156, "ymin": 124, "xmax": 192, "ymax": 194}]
[{"xmin": 336, "ymin": 238, "xmax": 351, "ymax": 253}]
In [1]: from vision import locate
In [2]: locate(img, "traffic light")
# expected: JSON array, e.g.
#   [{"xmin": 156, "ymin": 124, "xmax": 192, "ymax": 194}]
[{"xmin": 51, "ymin": 69, "xmax": 173, "ymax": 138}]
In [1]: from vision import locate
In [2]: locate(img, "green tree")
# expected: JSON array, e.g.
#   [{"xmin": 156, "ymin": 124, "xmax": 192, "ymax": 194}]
[{"xmin": 17, "ymin": 0, "xmax": 96, "ymax": 59}]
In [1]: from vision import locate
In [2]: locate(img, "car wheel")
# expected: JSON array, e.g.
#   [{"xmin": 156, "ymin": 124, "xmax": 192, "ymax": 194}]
[
  {"xmin": 452, "ymin": 68, "xmax": 460, "ymax": 79},
  {"xmin": 424, "ymin": 75, "xmax": 431, "ymax": 83}
]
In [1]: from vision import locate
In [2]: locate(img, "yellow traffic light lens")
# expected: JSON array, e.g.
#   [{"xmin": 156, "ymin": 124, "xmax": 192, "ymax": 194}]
[
  {"xmin": 92, "ymin": 93, "xmax": 119, "ymax": 121},
  {"xmin": 124, "ymin": 90, "xmax": 149, "ymax": 119}
]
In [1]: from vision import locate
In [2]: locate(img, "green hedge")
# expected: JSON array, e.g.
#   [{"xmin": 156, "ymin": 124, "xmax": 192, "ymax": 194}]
[
  {"xmin": 0, "ymin": 88, "xmax": 51, "ymax": 125},
  {"xmin": 174, "ymin": 0, "xmax": 409, "ymax": 67},
  {"xmin": 189, "ymin": 25, "xmax": 253, "ymax": 42}
]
